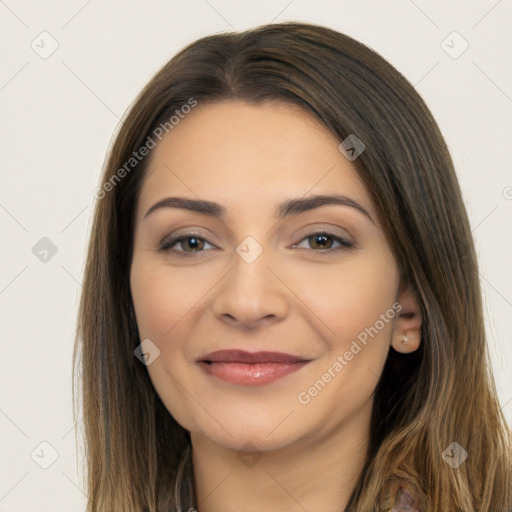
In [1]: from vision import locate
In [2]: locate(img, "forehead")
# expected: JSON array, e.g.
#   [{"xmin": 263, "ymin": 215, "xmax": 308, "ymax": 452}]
[{"xmin": 136, "ymin": 100, "xmax": 372, "ymax": 218}]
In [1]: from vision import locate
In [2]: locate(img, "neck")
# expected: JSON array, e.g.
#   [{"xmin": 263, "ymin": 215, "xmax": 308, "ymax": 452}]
[{"xmin": 189, "ymin": 400, "xmax": 372, "ymax": 512}]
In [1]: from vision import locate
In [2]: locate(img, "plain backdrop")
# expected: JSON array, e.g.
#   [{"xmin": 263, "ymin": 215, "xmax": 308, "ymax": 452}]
[{"xmin": 1, "ymin": 1, "xmax": 511, "ymax": 510}]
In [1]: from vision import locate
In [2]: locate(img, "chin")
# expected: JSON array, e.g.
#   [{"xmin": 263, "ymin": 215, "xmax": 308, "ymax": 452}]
[
  {"xmin": 207, "ymin": 433, "xmax": 292, "ymax": 454},
  {"xmin": 190, "ymin": 420, "xmax": 299, "ymax": 453}
]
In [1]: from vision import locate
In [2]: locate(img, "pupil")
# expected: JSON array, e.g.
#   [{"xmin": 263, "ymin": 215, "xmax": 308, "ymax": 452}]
[
  {"xmin": 312, "ymin": 234, "xmax": 332, "ymax": 249},
  {"xmin": 182, "ymin": 235, "xmax": 335, "ymax": 251},
  {"xmin": 187, "ymin": 237, "xmax": 202, "ymax": 251}
]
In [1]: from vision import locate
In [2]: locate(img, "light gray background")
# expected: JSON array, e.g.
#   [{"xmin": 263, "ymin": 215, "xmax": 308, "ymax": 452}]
[{"xmin": 1, "ymin": 1, "xmax": 511, "ymax": 510}]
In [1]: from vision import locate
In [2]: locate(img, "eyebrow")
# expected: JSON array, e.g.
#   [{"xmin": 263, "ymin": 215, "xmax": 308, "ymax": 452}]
[{"xmin": 141, "ymin": 193, "xmax": 374, "ymax": 224}]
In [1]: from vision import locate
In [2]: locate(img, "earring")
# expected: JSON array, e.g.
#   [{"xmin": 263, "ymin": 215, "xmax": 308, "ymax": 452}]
[{"xmin": 402, "ymin": 334, "xmax": 409, "ymax": 345}]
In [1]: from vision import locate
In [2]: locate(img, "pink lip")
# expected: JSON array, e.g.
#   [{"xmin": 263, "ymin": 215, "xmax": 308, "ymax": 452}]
[{"xmin": 197, "ymin": 350, "xmax": 311, "ymax": 386}]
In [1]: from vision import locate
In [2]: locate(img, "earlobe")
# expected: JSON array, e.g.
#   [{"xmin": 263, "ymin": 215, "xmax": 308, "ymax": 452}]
[{"xmin": 391, "ymin": 284, "xmax": 423, "ymax": 353}]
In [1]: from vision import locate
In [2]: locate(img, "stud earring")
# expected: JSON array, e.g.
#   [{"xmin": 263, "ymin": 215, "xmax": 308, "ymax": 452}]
[{"xmin": 402, "ymin": 334, "xmax": 409, "ymax": 345}]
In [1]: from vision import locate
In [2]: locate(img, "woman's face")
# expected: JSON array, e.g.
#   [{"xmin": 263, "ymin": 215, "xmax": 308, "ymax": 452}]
[{"xmin": 130, "ymin": 100, "xmax": 402, "ymax": 452}]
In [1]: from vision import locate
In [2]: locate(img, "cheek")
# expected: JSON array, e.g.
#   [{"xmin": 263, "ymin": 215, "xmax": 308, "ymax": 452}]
[
  {"xmin": 289, "ymin": 251, "xmax": 399, "ymax": 350},
  {"xmin": 292, "ymin": 256, "xmax": 399, "ymax": 422},
  {"xmin": 130, "ymin": 260, "xmax": 197, "ymax": 341},
  {"xmin": 130, "ymin": 259, "xmax": 211, "ymax": 433}
]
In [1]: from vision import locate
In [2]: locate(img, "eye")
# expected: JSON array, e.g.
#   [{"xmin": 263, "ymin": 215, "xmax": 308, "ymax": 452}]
[
  {"xmin": 159, "ymin": 233, "xmax": 216, "ymax": 255},
  {"xmin": 292, "ymin": 231, "xmax": 354, "ymax": 252},
  {"xmin": 158, "ymin": 230, "xmax": 355, "ymax": 257}
]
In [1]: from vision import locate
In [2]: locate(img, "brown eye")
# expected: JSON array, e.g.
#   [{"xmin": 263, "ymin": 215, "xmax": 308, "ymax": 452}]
[
  {"xmin": 294, "ymin": 231, "xmax": 354, "ymax": 251},
  {"xmin": 159, "ymin": 234, "xmax": 215, "ymax": 254},
  {"xmin": 178, "ymin": 236, "xmax": 205, "ymax": 252},
  {"xmin": 308, "ymin": 233, "xmax": 334, "ymax": 249}
]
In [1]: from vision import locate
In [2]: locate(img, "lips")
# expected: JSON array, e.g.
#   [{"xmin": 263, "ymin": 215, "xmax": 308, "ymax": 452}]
[
  {"xmin": 198, "ymin": 349, "xmax": 306, "ymax": 364},
  {"xmin": 196, "ymin": 349, "xmax": 311, "ymax": 386}
]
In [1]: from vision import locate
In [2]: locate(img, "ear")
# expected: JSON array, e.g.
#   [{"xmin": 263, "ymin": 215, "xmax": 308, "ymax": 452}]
[{"xmin": 391, "ymin": 282, "xmax": 423, "ymax": 354}]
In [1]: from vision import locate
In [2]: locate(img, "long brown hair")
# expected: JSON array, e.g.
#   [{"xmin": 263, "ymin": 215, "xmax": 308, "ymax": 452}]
[{"xmin": 72, "ymin": 21, "xmax": 512, "ymax": 511}]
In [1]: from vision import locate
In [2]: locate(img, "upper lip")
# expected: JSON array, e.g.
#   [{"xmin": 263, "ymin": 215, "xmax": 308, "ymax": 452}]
[{"xmin": 197, "ymin": 349, "xmax": 309, "ymax": 364}]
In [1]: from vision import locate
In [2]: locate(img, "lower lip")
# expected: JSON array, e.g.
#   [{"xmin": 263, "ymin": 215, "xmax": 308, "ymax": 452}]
[{"xmin": 197, "ymin": 361, "xmax": 309, "ymax": 386}]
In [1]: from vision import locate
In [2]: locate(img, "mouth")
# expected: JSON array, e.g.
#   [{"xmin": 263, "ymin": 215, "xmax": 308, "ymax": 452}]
[{"xmin": 196, "ymin": 349, "xmax": 311, "ymax": 386}]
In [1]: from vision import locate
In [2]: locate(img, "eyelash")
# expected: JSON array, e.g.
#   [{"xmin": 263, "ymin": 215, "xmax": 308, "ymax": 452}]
[{"xmin": 158, "ymin": 231, "xmax": 355, "ymax": 257}]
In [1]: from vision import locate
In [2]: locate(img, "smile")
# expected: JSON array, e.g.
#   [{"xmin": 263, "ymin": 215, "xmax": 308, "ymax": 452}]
[{"xmin": 196, "ymin": 349, "xmax": 311, "ymax": 386}]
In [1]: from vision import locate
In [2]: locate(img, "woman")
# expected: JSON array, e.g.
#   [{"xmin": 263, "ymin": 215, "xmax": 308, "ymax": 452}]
[{"xmin": 73, "ymin": 21, "xmax": 512, "ymax": 511}]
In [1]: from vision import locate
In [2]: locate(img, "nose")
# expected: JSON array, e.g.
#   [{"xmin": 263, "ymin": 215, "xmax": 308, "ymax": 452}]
[{"xmin": 211, "ymin": 249, "xmax": 290, "ymax": 330}]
